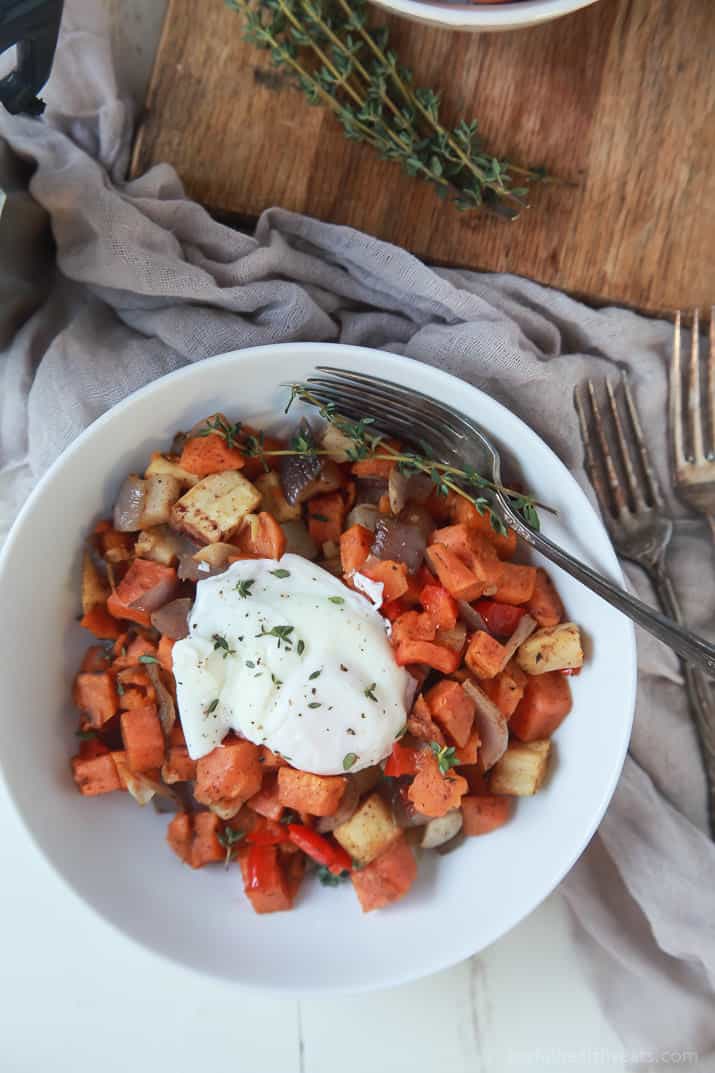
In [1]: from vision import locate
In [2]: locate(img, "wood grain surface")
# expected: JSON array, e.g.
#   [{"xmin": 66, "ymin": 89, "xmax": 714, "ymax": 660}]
[{"xmin": 131, "ymin": 0, "xmax": 715, "ymax": 315}]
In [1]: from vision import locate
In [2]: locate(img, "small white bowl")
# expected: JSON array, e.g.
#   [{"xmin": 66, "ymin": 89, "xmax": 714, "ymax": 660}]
[
  {"xmin": 370, "ymin": 0, "xmax": 600, "ymax": 32},
  {"xmin": 0, "ymin": 343, "xmax": 635, "ymax": 993}
]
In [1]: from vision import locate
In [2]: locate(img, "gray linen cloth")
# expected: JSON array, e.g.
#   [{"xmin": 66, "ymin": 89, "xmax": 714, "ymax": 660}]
[{"xmin": 1, "ymin": 5, "xmax": 713, "ymax": 1063}]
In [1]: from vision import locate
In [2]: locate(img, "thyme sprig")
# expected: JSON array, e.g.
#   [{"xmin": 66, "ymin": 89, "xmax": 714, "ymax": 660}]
[
  {"xmin": 218, "ymin": 826, "xmax": 246, "ymax": 869},
  {"xmin": 285, "ymin": 385, "xmax": 544, "ymax": 534},
  {"xmin": 227, "ymin": 0, "xmax": 546, "ymax": 218}
]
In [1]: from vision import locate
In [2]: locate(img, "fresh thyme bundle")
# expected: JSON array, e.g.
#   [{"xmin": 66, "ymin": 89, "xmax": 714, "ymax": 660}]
[{"xmin": 226, "ymin": 0, "xmax": 546, "ymax": 218}]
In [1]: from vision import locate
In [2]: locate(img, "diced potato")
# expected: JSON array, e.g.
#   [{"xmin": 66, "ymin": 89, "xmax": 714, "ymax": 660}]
[
  {"xmin": 334, "ymin": 791, "xmax": 401, "ymax": 865},
  {"xmin": 255, "ymin": 471, "xmax": 301, "ymax": 522},
  {"xmin": 420, "ymin": 810, "xmax": 463, "ymax": 849},
  {"xmin": 145, "ymin": 451, "xmax": 199, "ymax": 488},
  {"xmin": 193, "ymin": 542, "xmax": 238, "ymax": 569},
  {"xmin": 135, "ymin": 525, "xmax": 185, "ymax": 566},
  {"xmin": 489, "ymin": 739, "xmax": 551, "ymax": 796},
  {"xmin": 516, "ymin": 622, "xmax": 584, "ymax": 675},
  {"xmin": 170, "ymin": 471, "xmax": 262, "ymax": 544},
  {"xmin": 81, "ymin": 550, "xmax": 109, "ymax": 614},
  {"xmin": 141, "ymin": 474, "xmax": 183, "ymax": 528}
]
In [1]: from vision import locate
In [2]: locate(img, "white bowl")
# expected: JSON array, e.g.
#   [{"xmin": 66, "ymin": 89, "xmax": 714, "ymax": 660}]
[
  {"xmin": 0, "ymin": 343, "xmax": 635, "ymax": 993},
  {"xmin": 370, "ymin": 0, "xmax": 600, "ymax": 32}
]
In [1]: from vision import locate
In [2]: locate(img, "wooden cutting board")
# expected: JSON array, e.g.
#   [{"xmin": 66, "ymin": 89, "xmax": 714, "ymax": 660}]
[{"xmin": 131, "ymin": 0, "xmax": 715, "ymax": 315}]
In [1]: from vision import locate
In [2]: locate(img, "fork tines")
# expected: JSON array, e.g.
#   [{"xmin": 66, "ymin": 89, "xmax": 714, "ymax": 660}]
[
  {"xmin": 575, "ymin": 374, "xmax": 663, "ymax": 520},
  {"xmin": 670, "ymin": 307, "xmax": 715, "ymax": 469}
]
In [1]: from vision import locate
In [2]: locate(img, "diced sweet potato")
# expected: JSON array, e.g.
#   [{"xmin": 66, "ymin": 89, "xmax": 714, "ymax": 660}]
[
  {"xmin": 490, "ymin": 740, "xmax": 551, "ymax": 795},
  {"xmin": 420, "ymin": 584, "xmax": 458, "ymax": 629},
  {"xmin": 277, "ymin": 767, "xmax": 346, "ymax": 817},
  {"xmin": 430, "ymin": 526, "xmax": 503, "ymax": 593},
  {"xmin": 334, "ymin": 792, "xmax": 400, "ymax": 864},
  {"xmin": 307, "ymin": 491, "xmax": 346, "ymax": 545},
  {"xmin": 157, "ymin": 635, "xmax": 175, "ymax": 673},
  {"xmin": 407, "ymin": 750, "xmax": 468, "ymax": 818},
  {"xmin": 394, "ymin": 639, "xmax": 461, "ymax": 675},
  {"xmin": 71, "ymin": 750, "xmax": 123, "ymax": 796},
  {"xmin": 453, "ymin": 727, "xmax": 480, "ymax": 765},
  {"xmin": 247, "ymin": 773, "xmax": 284, "ymax": 821},
  {"xmin": 179, "ymin": 433, "xmax": 246, "ymax": 476},
  {"xmin": 108, "ymin": 559, "xmax": 178, "ymax": 628},
  {"xmin": 80, "ymin": 645, "xmax": 111, "ymax": 673},
  {"xmin": 452, "ymin": 500, "xmax": 517, "ymax": 559},
  {"xmin": 493, "ymin": 563, "xmax": 537, "ymax": 606},
  {"xmin": 465, "ymin": 631, "xmax": 506, "ymax": 679},
  {"xmin": 234, "ymin": 510, "xmax": 287, "ymax": 559},
  {"xmin": 167, "ymin": 812, "xmax": 193, "ymax": 864},
  {"xmin": 120, "ymin": 704, "xmax": 165, "ymax": 772},
  {"xmin": 195, "ymin": 739, "xmax": 263, "ymax": 807},
  {"xmin": 351, "ymin": 834, "xmax": 417, "ymax": 912},
  {"xmin": 527, "ymin": 568, "xmax": 565, "ymax": 627},
  {"xmin": 340, "ymin": 524, "xmax": 373, "ymax": 575},
  {"xmin": 73, "ymin": 671, "xmax": 119, "ymax": 727},
  {"xmin": 191, "ymin": 812, "xmax": 225, "ymax": 867},
  {"xmin": 424, "ymin": 680, "xmax": 476, "ymax": 748},
  {"xmin": 359, "ymin": 558, "xmax": 409, "ymax": 603},
  {"xmin": 426, "ymin": 543, "xmax": 483, "ymax": 602},
  {"xmin": 510, "ymin": 672, "xmax": 572, "ymax": 741},
  {"xmin": 391, "ymin": 610, "xmax": 436, "ymax": 645},
  {"xmin": 80, "ymin": 602, "xmax": 123, "ymax": 639},
  {"xmin": 462, "ymin": 794, "xmax": 513, "ymax": 835},
  {"xmin": 481, "ymin": 663, "xmax": 527, "ymax": 718}
]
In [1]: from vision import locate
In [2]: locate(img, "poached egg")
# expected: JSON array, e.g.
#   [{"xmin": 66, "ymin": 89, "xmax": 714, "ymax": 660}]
[{"xmin": 172, "ymin": 554, "xmax": 410, "ymax": 774}]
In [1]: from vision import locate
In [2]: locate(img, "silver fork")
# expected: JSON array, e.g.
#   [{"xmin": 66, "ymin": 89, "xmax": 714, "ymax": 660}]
[
  {"xmin": 670, "ymin": 308, "xmax": 715, "ymax": 541},
  {"xmin": 302, "ymin": 367, "xmax": 715, "ymax": 676},
  {"xmin": 576, "ymin": 376, "xmax": 715, "ymax": 836}
]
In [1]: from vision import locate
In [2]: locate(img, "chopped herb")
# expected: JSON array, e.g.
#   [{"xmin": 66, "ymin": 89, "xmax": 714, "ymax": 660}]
[
  {"xmin": 316, "ymin": 866, "xmax": 349, "ymax": 887},
  {"xmin": 364, "ymin": 682, "xmax": 378, "ymax": 702},
  {"xmin": 138, "ymin": 654, "xmax": 159, "ymax": 665},
  {"xmin": 280, "ymin": 810, "xmax": 299, "ymax": 825},
  {"xmin": 343, "ymin": 752, "xmax": 358, "ymax": 770},
  {"xmin": 430, "ymin": 741, "xmax": 460, "ymax": 775},
  {"xmin": 297, "ymin": 639, "xmax": 305, "ymax": 656},
  {"xmin": 198, "ymin": 415, "xmax": 242, "ymax": 451},
  {"xmin": 328, "ymin": 596, "xmax": 345, "ymax": 605},
  {"xmin": 308, "ymin": 669, "xmax": 322, "ymax": 681},
  {"xmin": 206, "ymin": 698, "xmax": 219, "ymax": 714},
  {"xmin": 308, "ymin": 702, "xmax": 321, "ymax": 709},
  {"xmin": 271, "ymin": 673, "xmax": 283, "ymax": 688},
  {"xmin": 116, "ymin": 680, "xmax": 125, "ymax": 696},
  {"xmin": 75, "ymin": 729, "xmax": 98, "ymax": 741},
  {"xmin": 256, "ymin": 624, "xmax": 295, "ymax": 649},
  {"xmin": 310, "ymin": 513, "xmax": 329, "ymax": 523},
  {"xmin": 269, "ymin": 568, "xmax": 291, "ymax": 579},
  {"xmin": 217, "ymin": 826, "xmax": 246, "ymax": 869},
  {"xmin": 212, "ymin": 633, "xmax": 236, "ymax": 658},
  {"xmin": 245, "ymin": 660, "xmax": 256, "ymax": 669},
  {"xmin": 235, "ymin": 579, "xmax": 255, "ymax": 599},
  {"xmin": 395, "ymin": 724, "xmax": 407, "ymax": 740}
]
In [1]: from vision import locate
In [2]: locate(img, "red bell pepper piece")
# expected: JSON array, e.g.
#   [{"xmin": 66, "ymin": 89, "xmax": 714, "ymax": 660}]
[
  {"xmin": 245, "ymin": 844, "xmax": 284, "ymax": 891},
  {"xmin": 384, "ymin": 741, "xmax": 419, "ymax": 778},
  {"xmin": 287, "ymin": 824, "xmax": 353, "ymax": 875},
  {"xmin": 246, "ymin": 818, "xmax": 290, "ymax": 846},
  {"xmin": 381, "ymin": 598, "xmax": 408, "ymax": 622},
  {"xmin": 473, "ymin": 599, "xmax": 526, "ymax": 638}
]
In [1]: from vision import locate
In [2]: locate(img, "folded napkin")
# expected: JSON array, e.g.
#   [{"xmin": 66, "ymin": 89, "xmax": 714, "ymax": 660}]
[{"xmin": 1, "ymin": 3, "xmax": 713, "ymax": 1061}]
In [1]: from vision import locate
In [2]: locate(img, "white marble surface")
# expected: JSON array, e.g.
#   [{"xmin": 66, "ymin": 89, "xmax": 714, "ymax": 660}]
[{"xmin": 0, "ymin": 2, "xmax": 633, "ymax": 1069}]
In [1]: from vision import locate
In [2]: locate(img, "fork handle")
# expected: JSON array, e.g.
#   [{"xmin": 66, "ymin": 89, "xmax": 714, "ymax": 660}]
[
  {"xmin": 653, "ymin": 570, "xmax": 715, "ymax": 836},
  {"xmin": 514, "ymin": 526, "xmax": 715, "ymax": 677}
]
